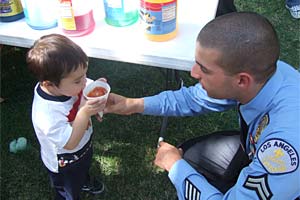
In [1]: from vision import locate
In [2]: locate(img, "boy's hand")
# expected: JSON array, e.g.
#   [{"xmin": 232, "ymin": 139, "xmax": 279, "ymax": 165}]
[{"xmin": 81, "ymin": 98, "xmax": 107, "ymax": 117}]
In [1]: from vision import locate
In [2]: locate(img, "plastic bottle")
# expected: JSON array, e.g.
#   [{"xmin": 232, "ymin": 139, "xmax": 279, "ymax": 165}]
[
  {"xmin": 58, "ymin": 0, "xmax": 95, "ymax": 37},
  {"xmin": 103, "ymin": 0, "xmax": 138, "ymax": 27},
  {"xmin": 0, "ymin": 0, "xmax": 24, "ymax": 22},
  {"xmin": 140, "ymin": 0, "xmax": 177, "ymax": 42},
  {"xmin": 20, "ymin": 0, "xmax": 58, "ymax": 30}
]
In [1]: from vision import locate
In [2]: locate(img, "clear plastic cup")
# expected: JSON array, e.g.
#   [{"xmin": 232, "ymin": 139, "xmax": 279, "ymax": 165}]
[{"xmin": 83, "ymin": 80, "xmax": 111, "ymax": 118}]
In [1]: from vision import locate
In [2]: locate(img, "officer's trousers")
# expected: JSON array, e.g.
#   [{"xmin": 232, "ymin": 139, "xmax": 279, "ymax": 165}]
[{"xmin": 178, "ymin": 130, "xmax": 250, "ymax": 193}]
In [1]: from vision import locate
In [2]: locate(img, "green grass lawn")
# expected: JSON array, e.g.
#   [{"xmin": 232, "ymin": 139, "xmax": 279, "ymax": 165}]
[{"xmin": 1, "ymin": 1, "xmax": 299, "ymax": 199}]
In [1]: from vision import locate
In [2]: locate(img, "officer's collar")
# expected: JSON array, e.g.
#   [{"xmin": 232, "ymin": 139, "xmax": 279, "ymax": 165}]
[{"xmin": 239, "ymin": 61, "xmax": 283, "ymax": 124}]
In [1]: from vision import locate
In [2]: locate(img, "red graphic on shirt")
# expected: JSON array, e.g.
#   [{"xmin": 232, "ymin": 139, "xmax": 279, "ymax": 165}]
[{"xmin": 67, "ymin": 91, "xmax": 82, "ymax": 122}]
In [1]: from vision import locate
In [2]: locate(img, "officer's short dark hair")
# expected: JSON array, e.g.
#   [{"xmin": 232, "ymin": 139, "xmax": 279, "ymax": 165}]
[{"xmin": 198, "ymin": 12, "xmax": 279, "ymax": 83}]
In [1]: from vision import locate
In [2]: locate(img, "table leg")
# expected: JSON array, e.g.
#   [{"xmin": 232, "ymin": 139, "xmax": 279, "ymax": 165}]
[{"xmin": 159, "ymin": 68, "xmax": 183, "ymax": 142}]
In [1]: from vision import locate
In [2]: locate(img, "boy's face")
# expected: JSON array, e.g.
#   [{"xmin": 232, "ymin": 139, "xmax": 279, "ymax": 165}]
[{"xmin": 55, "ymin": 66, "xmax": 88, "ymax": 97}]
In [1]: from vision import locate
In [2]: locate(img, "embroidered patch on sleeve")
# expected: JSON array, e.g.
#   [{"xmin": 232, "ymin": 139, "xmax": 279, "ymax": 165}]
[
  {"xmin": 184, "ymin": 178, "xmax": 201, "ymax": 200},
  {"xmin": 257, "ymin": 138, "xmax": 299, "ymax": 174},
  {"xmin": 243, "ymin": 174, "xmax": 273, "ymax": 200}
]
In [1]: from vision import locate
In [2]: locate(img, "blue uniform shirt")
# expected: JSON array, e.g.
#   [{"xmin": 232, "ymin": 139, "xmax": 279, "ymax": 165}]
[{"xmin": 143, "ymin": 60, "xmax": 300, "ymax": 199}]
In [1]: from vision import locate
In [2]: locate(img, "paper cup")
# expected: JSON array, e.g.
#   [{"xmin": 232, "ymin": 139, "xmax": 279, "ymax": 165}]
[{"xmin": 83, "ymin": 80, "xmax": 111, "ymax": 117}]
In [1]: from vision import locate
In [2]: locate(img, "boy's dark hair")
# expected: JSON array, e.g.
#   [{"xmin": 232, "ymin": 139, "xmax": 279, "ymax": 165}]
[
  {"xmin": 27, "ymin": 34, "xmax": 88, "ymax": 86},
  {"xmin": 198, "ymin": 12, "xmax": 280, "ymax": 83}
]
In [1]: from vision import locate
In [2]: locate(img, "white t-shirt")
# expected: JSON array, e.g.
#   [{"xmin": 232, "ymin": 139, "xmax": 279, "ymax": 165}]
[{"xmin": 31, "ymin": 82, "xmax": 93, "ymax": 173}]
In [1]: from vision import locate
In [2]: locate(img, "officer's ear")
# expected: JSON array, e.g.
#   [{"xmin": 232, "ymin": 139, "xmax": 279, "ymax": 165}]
[{"xmin": 236, "ymin": 72, "xmax": 253, "ymax": 89}]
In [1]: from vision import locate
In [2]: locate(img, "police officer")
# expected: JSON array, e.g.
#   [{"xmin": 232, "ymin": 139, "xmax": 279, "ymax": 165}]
[{"xmin": 105, "ymin": 12, "xmax": 300, "ymax": 199}]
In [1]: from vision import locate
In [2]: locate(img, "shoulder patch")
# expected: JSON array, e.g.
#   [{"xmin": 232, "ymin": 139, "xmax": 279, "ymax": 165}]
[
  {"xmin": 243, "ymin": 174, "xmax": 273, "ymax": 200},
  {"xmin": 254, "ymin": 114, "xmax": 269, "ymax": 143},
  {"xmin": 184, "ymin": 178, "xmax": 201, "ymax": 200},
  {"xmin": 257, "ymin": 138, "xmax": 299, "ymax": 174}
]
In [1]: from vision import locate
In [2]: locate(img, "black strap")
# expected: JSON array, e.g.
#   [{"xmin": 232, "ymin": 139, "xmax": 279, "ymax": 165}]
[
  {"xmin": 238, "ymin": 105, "xmax": 248, "ymax": 151},
  {"xmin": 216, "ymin": 0, "xmax": 237, "ymax": 17}
]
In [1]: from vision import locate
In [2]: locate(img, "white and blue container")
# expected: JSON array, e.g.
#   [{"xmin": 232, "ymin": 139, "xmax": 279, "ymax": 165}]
[{"xmin": 21, "ymin": 0, "xmax": 58, "ymax": 30}]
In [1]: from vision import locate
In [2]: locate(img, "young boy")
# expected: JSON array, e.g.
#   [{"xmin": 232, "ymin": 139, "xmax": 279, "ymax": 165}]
[{"xmin": 27, "ymin": 34, "xmax": 105, "ymax": 199}]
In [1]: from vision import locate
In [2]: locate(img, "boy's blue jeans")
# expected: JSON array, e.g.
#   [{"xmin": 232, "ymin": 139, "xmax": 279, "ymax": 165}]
[{"xmin": 47, "ymin": 143, "xmax": 93, "ymax": 200}]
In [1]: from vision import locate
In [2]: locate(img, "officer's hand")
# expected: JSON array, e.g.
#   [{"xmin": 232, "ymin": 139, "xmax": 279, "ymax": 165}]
[
  {"xmin": 104, "ymin": 93, "xmax": 144, "ymax": 115},
  {"xmin": 154, "ymin": 141, "xmax": 183, "ymax": 172}
]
